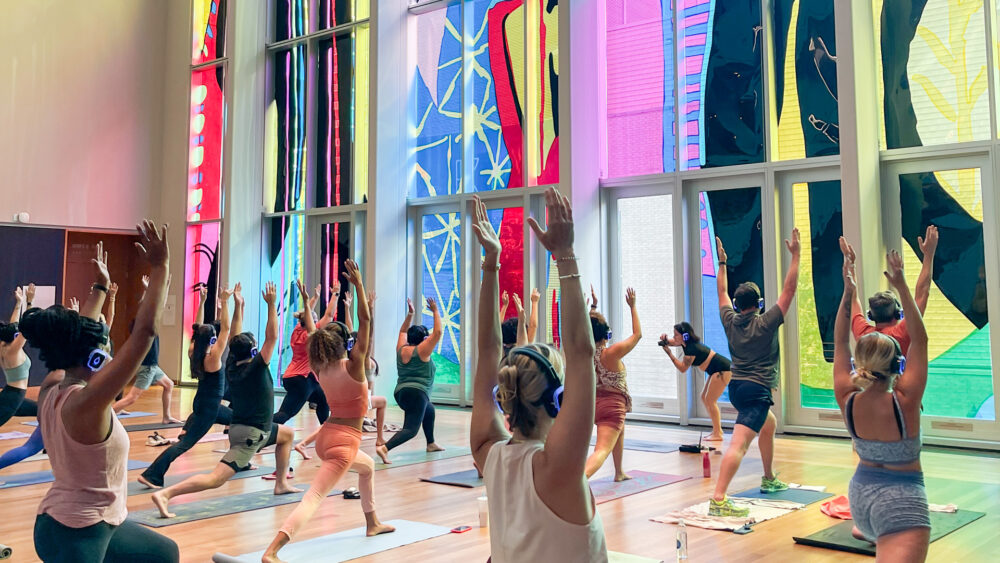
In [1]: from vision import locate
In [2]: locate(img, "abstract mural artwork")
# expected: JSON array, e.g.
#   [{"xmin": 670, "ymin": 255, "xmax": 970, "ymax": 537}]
[
  {"xmin": 261, "ymin": 214, "xmax": 306, "ymax": 382},
  {"xmin": 192, "ymin": 0, "xmax": 226, "ymax": 65},
  {"xmin": 183, "ymin": 223, "xmax": 221, "ymax": 383},
  {"xmin": 188, "ymin": 67, "xmax": 225, "ymax": 222},
  {"xmin": 265, "ymin": 45, "xmax": 308, "ymax": 213}
]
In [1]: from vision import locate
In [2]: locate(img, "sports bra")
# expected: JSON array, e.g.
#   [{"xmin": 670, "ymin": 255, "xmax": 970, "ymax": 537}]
[
  {"xmin": 845, "ymin": 392, "xmax": 921, "ymax": 465},
  {"xmin": 681, "ymin": 341, "xmax": 712, "ymax": 365},
  {"xmin": 318, "ymin": 359, "xmax": 369, "ymax": 419},
  {"xmin": 2, "ymin": 355, "xmax": 31, "ymax": 384}
]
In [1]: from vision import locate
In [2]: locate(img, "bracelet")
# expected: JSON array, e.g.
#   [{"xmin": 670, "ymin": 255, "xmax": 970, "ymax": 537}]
[
  {"xmin": 26, "ymin": 302, "xmax": 32, "ymax": 307},
  {"xmin": 718, "ymin": 261, "xmax": 727, "ymax": 266},
  {"xmin": 92, "ymin": 283, "xmax": 109, "ymax": 293},
  {"xmin": 559, "ymin": 273, "xmax": 581, "ymax": 280},
  {"xmin": 555, "ymin": 255, "xmax": 577, "ymax": 262}
]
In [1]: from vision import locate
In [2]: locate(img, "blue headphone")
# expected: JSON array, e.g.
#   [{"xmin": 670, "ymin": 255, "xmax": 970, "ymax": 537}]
[
  {"xmin": 332, "ymin": 321, "xmax": 355, "ymax": 352},
  {"xmin": 757, "ymin": 298, "xmax": 765, "ymax": 311},
  {"xmin": 493, "ymin": 347, "xmax": 564, "ymax": 418},
  {"xmin": 867, "ymin": 297, "xmax": 904, "ymax": 322},
  {"xmin": 851, "ymin": 336, "xmax": 906, "ymax": 377},
  {"xmin": 209, "ymin": 336, "xmax": 218, "ymax": 346},
  {"xmin": 86, "ymin": 349, "xmax": 110, "ymax": 372},
  {"xmin": 681, "ymin": 331, "xmax": 691, "ymax": 343}
]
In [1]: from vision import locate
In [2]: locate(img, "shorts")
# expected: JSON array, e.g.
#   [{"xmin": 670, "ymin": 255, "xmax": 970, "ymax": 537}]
[
  {"xmin": 727, "ymin": 379, "xmax": 773, "ymax": 433},
  {"xmin": 594, "ymin": 392, "xmax": 628, "ymax": 432},
  {"xmin": 135, "ymin": 365, "xmax": 167, "ymax": 390},
  {"xmin": 220, "ymin": 423, "xmax": 278, "ymax": 471},
  {"xmin": 849, "ymin": 464, "xmax": 930, "ymax": 541},
  {"xmin": 705, "ymin": 354, "xmax": 731, "ymax": 377}
]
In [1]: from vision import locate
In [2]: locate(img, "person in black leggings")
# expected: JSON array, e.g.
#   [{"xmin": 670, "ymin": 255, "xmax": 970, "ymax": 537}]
[
  {"xmin": 660, "ymin": 321, "xmax": 732, "ymax": 441},
  {"xmin": 138, "ymin": 285, "xmax": 236, "ymax": 488},
  {"xmin": 1, "ymin": 284, "xmax": 37, "ymax": 425},
  {"xmin": 383, "ymin": 298, "xmax": 444, "ymax": 459}
]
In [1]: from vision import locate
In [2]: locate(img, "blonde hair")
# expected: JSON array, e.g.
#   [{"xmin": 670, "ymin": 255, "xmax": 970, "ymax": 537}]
[
  {"xmin": 852, "ymin": 332, "xmax": 900, "ymax": 389},
  {"xmin": 496, "ymin": 344, "xmax": 564, "ymax": 438}
]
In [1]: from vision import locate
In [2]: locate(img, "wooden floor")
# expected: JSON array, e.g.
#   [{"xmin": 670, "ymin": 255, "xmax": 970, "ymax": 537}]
[{"xmin": 1, "ymin": 386, "xmax": 998, "ymax": 563}]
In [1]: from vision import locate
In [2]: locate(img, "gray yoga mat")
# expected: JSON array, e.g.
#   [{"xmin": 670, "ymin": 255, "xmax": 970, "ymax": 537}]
[
  {"xmin": 591, "ymin": 470, "xmax": 690, "ymax": 505},
  {"xmin": 127, "ymin": 466, "xmax": 276, "ymax": 496},
  {"xmin": 0, "ymin": 460, "xmax": 150, "ymax": 490},
  {"xmin": 365, "ymin": 446, "xmax": 471, "ymax": 471},
  {"xmin": 793, "ymin": 510, "xmax": 986, "ymax": 555},
  {"xmin": 22, "ymin": 419, "xmax": 183, "ymax": 432},
  {"xmin": 128, "ymin": 487, "xmax": 343, "ymax": 528},
  {"xmin": 22, "ymin": 411, "xmax": 156, "ymax": 427},
  {"xmin": 419, "ymin": 468, "xmax": 483, "ymax": 488},
  {"xmin": 588, "ymin": 437, "xmax": 680, "ymax": 454},
  {"xmin": 211, "ymin": 520, "xmax": 451, "ymax": 562}
]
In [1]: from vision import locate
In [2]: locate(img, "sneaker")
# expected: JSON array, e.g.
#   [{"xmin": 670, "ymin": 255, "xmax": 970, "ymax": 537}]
[
  {"xmin": 708, "ymin": 496, "xmax": 750, "ymax": 517},
  {"xmin": 760, "ymin": 475, "xmax": 789, "ymax": 494},
  {"xmin": 146, "ymin": 432, "xmax": 170, "ymax": 447}
]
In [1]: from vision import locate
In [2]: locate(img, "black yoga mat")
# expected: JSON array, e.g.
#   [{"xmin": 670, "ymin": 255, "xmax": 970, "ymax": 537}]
[
  {"xmin": 419, "ymin": 469, "xmax": 483, "ymax": 488},
  {"xmin": 793, "ymin": 510, "xmax": 985, "ymax": 555}
]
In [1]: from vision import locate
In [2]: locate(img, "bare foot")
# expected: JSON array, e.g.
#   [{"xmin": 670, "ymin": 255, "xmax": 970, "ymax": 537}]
[
  {"xmin": 426, "ymin": 443, "xmax": 445, "ymax": 453},
  {"xmin": 273, "ymin": 484, "xmax": 303, "ymax": 495},
  {"xmin": 376, "ymin": 444, "xmax": 391, "ymax": 464},
  {"xmin": 294, "ymin": 442, "xmax": 312, "ymax": 460},
  {"xmin": 262, "ymin": 469, "xmax": 294, "ymax": 481},
  {"xmin": 705, "ymin": 434, "xmax": 724, "ymax": 441},
  {"xmin": 151, "ymin": 491, "xmax": 175, "ymax": 518},
  {"xmin": 137, "ymin": 475, "xmax": 162, "ymax": 489},
  {"xmin": 163, "ymin": 417, "xmax": 183, "ymax": 424},
  {"xmin": 262, "ymin": 553, "xmax": 287, "ymax": 563},
  {"xmin": 614, "ymin": 473, "xmax": 633, "ymax": 482},
  {"xmin": 367, "ymin": 522, "xmax": 396, "ymax": 537},
  {"xmin": 851, "ymin": 526, "xmax": 874, "ymax": 544}
]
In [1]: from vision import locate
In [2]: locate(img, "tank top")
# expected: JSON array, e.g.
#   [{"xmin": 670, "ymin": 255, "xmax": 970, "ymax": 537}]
[
  {"xmin": 38, "ymin": 384, "xmax": 129, "ymax": 527},
  {"xmin": 594, "ymin": 348, "xmax": 631, "ymax": 411},
  {"xmin": 318, "ymin": 359, "xmax": 369, "ymax": 419},
  {"xmin": 845, "ymin": 392, "xmax": 921, "ymax": 465},
  {"xmin": 395, "ymin": 347, "xmax": 435, "ymax": 395},
  {"xmin": 681, "ymin": 340, "xmax": 712, "ymax": 365},
  {"xmin": 192, "ymin": 367, "xmax": 225, "ymax": 411},
  {"xmin": 484, "ymin": 440, "xmax": 608, "ymax": 563},
  {"xmin": 282, "ymin": 325, "xmax": 312, "ymax": 379},
  {"xmin": 1, "ymin": 355, "xmax": 30, "ymax": 383}
]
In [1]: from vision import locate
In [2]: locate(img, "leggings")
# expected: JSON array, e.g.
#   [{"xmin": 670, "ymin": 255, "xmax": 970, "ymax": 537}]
[
  {"xmin": 142, "ymin": 403, "xmax": 228, "ymax": 487},
  {"xmin": 384, "ymin": 387, "xmax": 435, "ymax": 451},
  {"xmin": 273, "ymin": 374, "xmax": 330, "ymax": 425},
  {"xmin": 279, "ymin": 424, "xmax": 374, "ymax": 540},
  {"xmin": 0, "ymin": 385, "xmax": 36, "ymax": 425},
  {"xmin": 34, "ymin": 512, "xmax": 179, "ymax": 563},
  {"xmin": 0, "ymin": 426, "xmax": 44, "ymax": 470}
]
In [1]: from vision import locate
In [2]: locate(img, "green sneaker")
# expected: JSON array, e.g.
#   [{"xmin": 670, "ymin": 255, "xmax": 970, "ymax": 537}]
[
  {"xmin": 760, "ymin": 475, "xmax": 789, "ymax": 493},
  {"xmin": 708, "ymin": 496, "xmax": 750, "ymax": 517}
]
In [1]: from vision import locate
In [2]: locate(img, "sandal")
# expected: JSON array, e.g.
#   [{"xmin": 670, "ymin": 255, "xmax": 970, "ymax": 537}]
[
  {"xmin": 343, "ymin": 487, "xmax": 361, "ymax": 500},
  {"xmin": 146, "ymin": 432, "xmax": 171, "ymax": 447}
]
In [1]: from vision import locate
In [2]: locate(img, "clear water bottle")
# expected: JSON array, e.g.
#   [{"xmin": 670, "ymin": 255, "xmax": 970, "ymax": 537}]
[{"xmin": 676, "ymin": 519, "xmax": 688, "ymax": 561}]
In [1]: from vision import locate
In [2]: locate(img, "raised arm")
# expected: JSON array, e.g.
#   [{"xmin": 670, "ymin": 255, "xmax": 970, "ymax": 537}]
[
  {"xmin": 230, "ymin": 283, "xmax": 244, "ymax": 340},
  {"xmin": 833, "ymin": 238, "xmax": 859, "ymax": 407},
  {"xmin": 318, "ymin": 282, "xmax": 339, "ymax": 328},
  {"xmin": 194, "ymin": 286, "xmax": 208, "ymax": 325},
  {"xmin": 258, "ymin": 282, "xmax": 279, "ymax": 364},
  {"xmin": 365, "ymin": 291, "xmax": 377, "ymax": 366},
  {"xmin": 513, "ymin": 293, "xmax": 528, "ymax": 346},
  {"xmin": 415, "ymin": 297, "xmax": 443, "ymax": 360},
  {"xmin": 775, "ymin": 228, "xmax": 801, "ymax": 315},
  {"xmin": 499, "ymin": 291, "xmax": 509, "ymax": 320},
  {"xmin": 10, "ymin": 287, "xmax": 22, "ymax": 324},
  {"xmin": 343, "ymin": 289, "xmax": 355, "ymax": 333},
  {"xmin": 8, "ymin": 287, "xmax": 26, "ymax": 352},
  {"xmin": 295, "ymin": 280, "xmax": 317, "ymax": 334},
  {"xmin": 80, "ymin": 241, "xmax": 110, "ymax": 321},
  {"xmin": 73, "ymin": 222, "xmax": 168, "ymax": 414},
  {"xmin": 885, "ymin": 250, "xmax": 928, "ymax": 403},
  {"xmin": 206, "ymin": 286, "xmax": 233, "ymax": 367},
  {"xmin": 342, "ymin": 260, "xmax": 370, "ymax": 381},
  {"xmin": 605, "ymin": 288, "xmax": 642, "ymax": 359},
  {"xmin": 470, "ymin": 196, "xmax": 511, "ymax": 465},
  {"xmin": 396, "ymin": 299, "xmax": 414, "ymax": 350},
  {"xmin": 840, "ymin": 239, "xmax": 865, "ymax": 320},
  {"xmin": 527, "ymin": 288, "xmax": 540, "ymax": 343},
  {"xmin": 715, "ymin": 237, "xmax": 733, "ymax": 310},
  {"xmin": 661, "ymin": 335, "xmax": 695, "ymax": 373},
  {"xmin": 529, "ymin": 188, "xmax": 594, "ymax": 479},
  {"xmin": 105, "ymin": 282, "xmax": 118, "ymax": 330},
  {"xmin": 914, "ymin": 225, "xmax": 938, "ymax": 314}
]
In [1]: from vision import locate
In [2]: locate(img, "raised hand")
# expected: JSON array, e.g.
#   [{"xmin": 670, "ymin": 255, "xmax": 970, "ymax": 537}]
[
  {"xmin": 470, "ymin": 196, "xmax": 501, "ymax": 257},
  {"xmin": 135, "ymin": 220, "xmax": 169, "ymax": 267},
  {"xmin": 531, "ymin": 288, "xmax": 540, "ymax": 303},
  {"xmin": 331, "ymin": 280, "xmax": 341, "ymax": 296},
  {"xmin": 14, "ymin": 287, "xmax": 23, "ymax": 303},
  {"xmin": 918, "ymin": 224, "xmax": 939, "ymax": 257},
  {"xmin": 526, "ymin": 187, "xmax": 574, "ymax": 258},
  {"xmin": 342, "ymin": 259, "xmax": 363, "ymax": 287},
  {"xmin": 219, "ymin": 285, "xmax": 234, "ymax": 302},
  {"xmin": 108, "ymin": 282, "xmax": 119, "ymax": 301},
  {"xmin": 142, "ymin": 275, "xmax": 150, "ymax": 289},
  {"xmin": 233, "ymin": 282, "xmax": 244, "ymax": 307},
  {"xmin": 406, "ymin": 298, "xmax": 414, "ymax": 316},
  {"xmin": 198, "ymin": 286, "xmax": 208, "ymax": 303},
  {"xmin": 715, "ymin": 236, "xmax": 728, "ymax": 265},
  {"xmin": 512, "ymin": 292, "xmax": 524, "ymax": 315},
  {"xmin": 368, "ymin": 290, "xmax": 376, "ymax": 308},
  {"xmin": 313, "ymin": 284, "xmax": 321, "ymax": 301},
  {"xmin": 263, "ymin": 281, "xmax": 278, "ymax": 305},
  {"xmin": 426, "ymin": 297, "xmax": 439, "ymax": 314},
  {"xmin": 26, "ymin": 283, "xmax": 36, "ymax": 304},
  {"xmin": 785, "ymin": 228, "xmax": 801, "ymax": 256},
  {"xmin": 839, "ymin": 236, "xmax": 856, "ymax": 264},
  {"xmin": 625, "ymin": 287, "xmax": 637, "ymax": 307},
  {"xmin": 343, "ymin": 289, "xmax": 353, "ymax": 309},
  {"xmin": 590, "ymin": 284, "xmax": 598, "ymax": 309},
  {"xmin": 843, "ymin": 253, "xmax": 858, "ymax": 296},
  {"xmin": 92, "ymin": 241, "xmax": 111, "ymax": 286},
  {"xmin": 69, "ymin": 297, "xmax": 80, "ymax": 312},
  {"xmin": 501, "ymin": 291, "xmax": 509, "ymax": 308},
  {"xmin": 884, "ymin": 250, "xmax": 905, "ymax": 289}
]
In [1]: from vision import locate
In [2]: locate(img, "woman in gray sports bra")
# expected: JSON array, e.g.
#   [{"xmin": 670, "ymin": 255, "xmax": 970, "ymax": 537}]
[
  {"xmin": 834, "ymin": 241, "xmax": 930, "ymax": 561},
  {"xmin": 1, "ymin": 284, "xmax": 36, "ymax": 425}
]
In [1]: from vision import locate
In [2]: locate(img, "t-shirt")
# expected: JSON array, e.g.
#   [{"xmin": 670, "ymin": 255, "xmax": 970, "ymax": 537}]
[
  {"xmin": 130, "ymin": 319, "xmax": 159, "ymax": 366},
  {"xmin": 227, "ymin": 354, "xmax": 274, "ymax": 431},
  {"xmin": 395, "ymin": 347, "xmax": 436, "ymax": 396},
  {"xmin": 851, "ymin": 314, "xmax": 912, "ymax": 356},
  {"xmin": 720, "ymin": 305, "xmax": 784, "ymax": 389},
  {"xmin": 282, "ymin": 326, "xmax": 311, "ymax": 378}
]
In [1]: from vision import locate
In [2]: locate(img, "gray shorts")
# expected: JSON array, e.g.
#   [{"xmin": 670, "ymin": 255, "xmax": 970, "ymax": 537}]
[
  {"xmin": 135, "ymin": 365, "xmax": 167, "ymax": 390},
  {"xmin": 848, "ymin": 464, "xmax": 930, "ymax": 541},
  {"xmin": 220, "ymin": 423, "xmax": 277, "ymax": 471}
]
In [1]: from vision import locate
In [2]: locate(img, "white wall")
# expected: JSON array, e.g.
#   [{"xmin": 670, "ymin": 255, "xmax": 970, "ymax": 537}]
[{"xmin": 0, "ymin": 0, "xmax": 170, "ymax": 230}]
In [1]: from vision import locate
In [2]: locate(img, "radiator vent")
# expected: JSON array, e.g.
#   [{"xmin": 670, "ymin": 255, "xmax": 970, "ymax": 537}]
[
  {"xmin": 818, "ymin": 411, "xmax": 843, "ymax": 422},
  {"xmin": 930, "ymin": 420, "xmax": 973, "ymax": 432},
  {"xmin": 640, "ymin": 401, "xmax": 665, "ymax": 410}
]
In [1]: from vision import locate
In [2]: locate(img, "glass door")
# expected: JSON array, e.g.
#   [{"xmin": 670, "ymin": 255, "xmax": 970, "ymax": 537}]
[{"xmin": 311, "ymin": 214, "xmax": 359, "ymax": 329}]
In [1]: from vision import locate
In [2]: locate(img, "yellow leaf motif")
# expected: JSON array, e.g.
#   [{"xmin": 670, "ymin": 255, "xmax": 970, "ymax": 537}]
[{"xmin": 911, "ymin": 74, "xmax": 957, "ymax": 122}]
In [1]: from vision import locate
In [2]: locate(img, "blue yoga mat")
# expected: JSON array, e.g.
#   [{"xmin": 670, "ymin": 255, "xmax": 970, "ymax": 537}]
[
  {"xmin": 0, "ymin": 460, "xmax": 150, "ymax": 490},
  {"xmin": 732, "ymin": 486, "xmax": 833, "ymax": 505},
  {"xmin": 23, "ymin": 411, "xmax": 156, "ymax": 427},
  {"xmin": 211, "ymin": 520, "xmax": 451, "ymax": 562},
  {"xmin": 128, "ymin": 486, "xmax": 343, "ymax": 527}
]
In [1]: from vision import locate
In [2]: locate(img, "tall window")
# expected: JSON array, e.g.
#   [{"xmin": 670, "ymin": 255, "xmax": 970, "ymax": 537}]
[
  {"xmin": 262, "ymin": 1, "xmax": 370, "ymax": 381},
  {"xmin": 183, "ymin": 0, "xmax": 228, "ymax": 383}
]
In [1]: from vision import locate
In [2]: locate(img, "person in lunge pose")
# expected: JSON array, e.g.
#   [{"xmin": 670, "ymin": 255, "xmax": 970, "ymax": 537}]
[
  {"xmin": 1, "ymin": 283, "xmax": 37, "ymax": 425},
  {"xmin": 709, "ymin": 229, "xmax": 801, "ymax": 517}
]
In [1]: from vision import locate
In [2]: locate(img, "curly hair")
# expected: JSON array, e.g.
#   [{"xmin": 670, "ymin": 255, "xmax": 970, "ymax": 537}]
[
  {"xmin": 18, "ymin": 306, "xmax": 105, "ymax": 370},
  {"xmin": 495, "ymin": 344, "xmax": 564, "ymax": 437},
  {"xmin": 308, "ymin": 324, "xmax": 349, "ymax": 372}
]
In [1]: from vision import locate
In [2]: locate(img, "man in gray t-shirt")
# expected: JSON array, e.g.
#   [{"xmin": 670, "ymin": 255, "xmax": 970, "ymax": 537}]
[{"xmin": 709, "ymin": 230, "xmax": 801, "ymax": 518}]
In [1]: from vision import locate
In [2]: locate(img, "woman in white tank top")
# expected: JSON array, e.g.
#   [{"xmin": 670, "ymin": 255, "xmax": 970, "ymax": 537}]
[{"xmin": 469, "ymin": 189, "xmax": 609, "ymax": 563}]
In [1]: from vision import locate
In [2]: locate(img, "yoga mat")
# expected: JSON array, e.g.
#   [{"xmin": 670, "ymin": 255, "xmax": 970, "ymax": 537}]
[
  {"xmin": 197, "ymin": 432, "xmax": 230, "ymax": 444},
  {"xmin": 419, "ymin": 469, "xmax": 483, "ymax": 488},
  {"xmin": 651, "ymin": 497, "xmax": 807, "ymax": 531},
  {"xmin": 0, "ymin": 431, "xmax": 32, "ymax": 441},
  {"xmin": 22, "ymin": 452, "xmax": 48, "ymax": 462},
  {"xmin": 128, "ymin": 487, "xmax": 343, "ymax": 528},
  {"xmin": 793, "ymin": 510, "xmax": 986, "ymax": 555},
  {"xmin": 127, "ymin": 467, "xmax": 276, "ymax": 496},
  {"xmin": 591, "ymin": 471, "xmax": 690, "ymax": 505},
  {"xmin": 22, "ymin": 419, "xmax": 182, "ymax": 432},
  {"xmin": 365, "ymin": 447, "xmax": 471, "ymax": 471},
  {"xmin": 732, "ymin": 486, "xmax": 833, "ymax": 506},
  {"xmin": 0, "ymin": 460, "xmax": 150, "ymax": 490},
  {"xmin": 589, "ymin": 437, "xmax": 680, "ymax": 454},
  {"xmin": 211, "ymin": 520, "xmax": 451, "ymax": 562},
  {"xmin": 608, "ymin": 552, "xmax": 662, "ymax": 563},
  {"xmin": 22, "ymin": 411, "xmax": 155, "ymax": 427}
]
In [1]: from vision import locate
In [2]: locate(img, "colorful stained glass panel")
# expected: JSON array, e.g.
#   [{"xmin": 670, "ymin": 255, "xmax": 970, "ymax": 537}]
[
  {"xmin": 189, "ymin": 67, "xmax": 225, "ymax": 222},
  {"xmin": 261, "ymin": 214, "xmax": 307, "ymax": 383},
  {"xmin": 182, "ymin": 223, "xmax": 222, "ymax": 383},
  {"xmin": 192, "ymin": 0, "xmax": 226, "ymax": 64},
  {"xmin": 422, "ymin": 212, "xmax": 461, "ymax": 387},
  {"xmin": 265, "ymin": 46, "xmax": 308, "ymax": 213}
]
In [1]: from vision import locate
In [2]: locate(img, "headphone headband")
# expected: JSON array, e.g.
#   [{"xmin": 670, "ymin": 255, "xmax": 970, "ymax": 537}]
[
  {"xmin": 332, "ymin": 321, "xmax": 355, "ymax": 352},
  {"xmin": 500, "ymin": 346, "xmax": 564, "ymax": 418},
  {"xmin": 851, "ymin": 336, "xmax": 906, "ymax": 378}
]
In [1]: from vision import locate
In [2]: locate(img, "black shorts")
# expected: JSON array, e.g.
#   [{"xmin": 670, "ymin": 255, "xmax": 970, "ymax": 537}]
[
  {"xmin": 705, "ymin": 354, "xmax": 731, "ymax": 377},
  {"xmin": 728, "ymin": 380, "xmax": 773, "ymax": 433}
]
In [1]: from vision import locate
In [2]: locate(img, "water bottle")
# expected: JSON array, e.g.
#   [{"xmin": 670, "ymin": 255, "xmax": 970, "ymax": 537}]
[
  {"xmin": 702, "ymin": 451, "xmax": 711, "ymax": 478},
  {"xmin": 676, "ymin": 519, "xmax": 688, "ymax": 561}
]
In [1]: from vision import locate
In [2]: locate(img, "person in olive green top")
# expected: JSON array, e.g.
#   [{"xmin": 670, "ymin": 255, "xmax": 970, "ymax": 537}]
[{"xmin": 380, "ymin": 297, "xmax": 444, "ymax": 462}]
